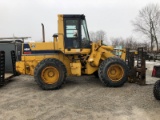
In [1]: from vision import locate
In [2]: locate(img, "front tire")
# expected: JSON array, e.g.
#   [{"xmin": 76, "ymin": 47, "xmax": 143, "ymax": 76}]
[
  {"xmin": 153, "ymin": 80, "xmax": 160, "ymax": 100},
  {"xmin": 98, "ymin": 57, "xmax": 128, "ymax": 87},
  {"xmin": 34, "ymin": 58, "xmax": 67, "ymax": 90}
]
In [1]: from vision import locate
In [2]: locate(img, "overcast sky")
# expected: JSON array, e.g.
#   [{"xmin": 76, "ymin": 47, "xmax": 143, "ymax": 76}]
[{"xmin": 0, "ymin": 0, "xmax": 160, "ymax": 42}]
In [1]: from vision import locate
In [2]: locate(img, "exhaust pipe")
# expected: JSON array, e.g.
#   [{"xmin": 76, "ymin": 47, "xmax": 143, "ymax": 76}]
[{"xmin": 41, "ymin": 23, "xmax": 45, "ymax": 42}]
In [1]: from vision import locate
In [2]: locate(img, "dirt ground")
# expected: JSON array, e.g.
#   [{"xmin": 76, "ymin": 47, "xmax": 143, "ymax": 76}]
[{"xmin": 0, "ymin": 60, "xmax": 160, "ymax": 120}]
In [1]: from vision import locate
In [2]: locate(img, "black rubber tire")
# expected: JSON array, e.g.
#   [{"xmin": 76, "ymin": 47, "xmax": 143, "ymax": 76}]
[
  {"xmin": 34, "ymin": 58, "xmax": 67, "ymax": 90},
  {"xmin": 153, "ymin": 80, "xmax": 160, "ymax": 100},
  {"xmin": 98, "ymin": 57, "xmax": 128, "ymax": 87}
]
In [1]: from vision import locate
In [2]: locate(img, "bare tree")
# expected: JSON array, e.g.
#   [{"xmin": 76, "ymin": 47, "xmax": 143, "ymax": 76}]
[
  {"xmin": 110, "ymin": 37, "xmax": 124, "ymax": 47},
  {"xmin": 89, "ymin": 31, "xmax": 96, "ymax": 41},
  {"xmin": 125, "ymin": 37, "xmax": 138, "ymax": 49},
  {"xmin": 132, "ymin": 3, "xmax": 160, "ymax": 51},
  {"xmin": 89, "ymin": 30, "xmax": 106, "ymax": 42},
  {"xmin": 96, "ymin": 30, "xmax": 106, "ymax": 41}
]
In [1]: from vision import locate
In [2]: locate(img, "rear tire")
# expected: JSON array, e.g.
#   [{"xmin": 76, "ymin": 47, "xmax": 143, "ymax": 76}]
[
  {"xmin": 98, "ymin": 57, "xmax": 128, "ymax": 87},
  {"xmin": 34, "ymin": 58, "xmax": 67, "ymax": 90},
  {"xmin": 153, "ymin": 80, "xmax": 160, "ymax": 100}
]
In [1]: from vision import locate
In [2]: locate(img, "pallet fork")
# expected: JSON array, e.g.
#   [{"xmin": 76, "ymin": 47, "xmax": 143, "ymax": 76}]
[
  {"xmin": 125, "ymin": 47, "xmax": 146, "ymax": 85},
  {"xmin": 0, "ymin": 50, "xmax": 17, "ymax": 85}
]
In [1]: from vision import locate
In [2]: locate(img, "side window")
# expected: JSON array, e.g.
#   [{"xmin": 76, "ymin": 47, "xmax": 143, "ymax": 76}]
[{"xmin": 66, "ymin": 20, "xmax": 78, "ymax": 38}]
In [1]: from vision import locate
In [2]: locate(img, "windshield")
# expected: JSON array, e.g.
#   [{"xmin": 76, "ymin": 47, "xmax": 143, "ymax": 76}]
[{"xmin": 81, "ymin": 19, "xmax": 90, "ymax": 48}]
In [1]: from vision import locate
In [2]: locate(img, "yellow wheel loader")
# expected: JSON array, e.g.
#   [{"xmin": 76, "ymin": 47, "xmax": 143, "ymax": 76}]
[{"xmin": 16, "ymin": 14, "xmax": 128, "ymax": 90}]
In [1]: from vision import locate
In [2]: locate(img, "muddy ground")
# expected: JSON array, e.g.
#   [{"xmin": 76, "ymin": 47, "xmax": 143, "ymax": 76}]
[{"xmin": 0, "ymin": 60, "xmax": 160, "ymax": 120}]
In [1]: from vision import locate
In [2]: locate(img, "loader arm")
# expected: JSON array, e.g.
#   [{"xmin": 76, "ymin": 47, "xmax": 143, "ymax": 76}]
[{"xmin": 87, "ymin": 43, "xmax": 126, "ymax": 67}]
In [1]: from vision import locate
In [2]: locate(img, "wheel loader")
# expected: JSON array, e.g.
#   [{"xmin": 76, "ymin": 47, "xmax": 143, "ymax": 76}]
[{"xmin": 16, "ymin": 14, "xmax": 128, "ymax": 90}]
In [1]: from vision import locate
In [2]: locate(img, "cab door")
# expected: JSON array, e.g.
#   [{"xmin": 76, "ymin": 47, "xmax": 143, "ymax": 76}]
[{"xmin": 64, "ymin": 19, "xmax": 81, "ymax": 49}]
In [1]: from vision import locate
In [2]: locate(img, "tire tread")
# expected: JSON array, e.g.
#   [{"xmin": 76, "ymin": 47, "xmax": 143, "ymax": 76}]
[
  {"xmin": 153, "ymin": 80, "xmax": 160, "ymax": 100},
  {"xmin": 98, "ymin": 57, "xmax": 128, "ymax": 87},
  {"xmin": 34, "ymin": 58, "xmax": 67, "ymax": 90}
]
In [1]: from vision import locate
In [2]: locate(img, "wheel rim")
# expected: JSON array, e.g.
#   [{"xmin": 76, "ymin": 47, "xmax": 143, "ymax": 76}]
[
  {"xmin": 107, "ymin": 64, "xmax": 124, "ymax": 82},
  {"xmin": 41, "ymin": 66, "xmax": 59, "ymax": 84}
]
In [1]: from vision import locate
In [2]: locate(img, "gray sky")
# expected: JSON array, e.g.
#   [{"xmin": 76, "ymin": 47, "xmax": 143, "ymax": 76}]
[{"xmin": 0, "ymin": 0, "xmax": 160, "ymax": 42}]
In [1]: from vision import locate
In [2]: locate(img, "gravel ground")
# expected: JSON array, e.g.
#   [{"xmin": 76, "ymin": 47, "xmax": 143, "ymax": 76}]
[{"xmin": 0, "ymin": 60, "xmax": 160, "ymax": 120}]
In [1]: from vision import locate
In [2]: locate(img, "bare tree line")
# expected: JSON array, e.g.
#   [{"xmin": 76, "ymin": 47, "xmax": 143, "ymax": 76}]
[
  {"xmin": 110, "ymin": 37, "xmax": 149, "ymax": 50},
  {"xmin": 89, "ymin": 31, "xmax": 149, "ymax": 50},
  {"xmin": 89, "ymin": 30, "xmax": 149, "ymax": 50}
]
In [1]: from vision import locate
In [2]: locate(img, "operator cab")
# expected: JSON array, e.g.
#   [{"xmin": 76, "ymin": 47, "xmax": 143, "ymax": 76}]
[{"xmin": 63, "ymin": 15, "xmax": 90, "ymax": 49}]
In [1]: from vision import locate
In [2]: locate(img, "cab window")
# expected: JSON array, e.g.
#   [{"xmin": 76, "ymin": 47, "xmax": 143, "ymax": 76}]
[{"xmin": 66, "ymin": 20, "xmax": 78, "ymax": 38}]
